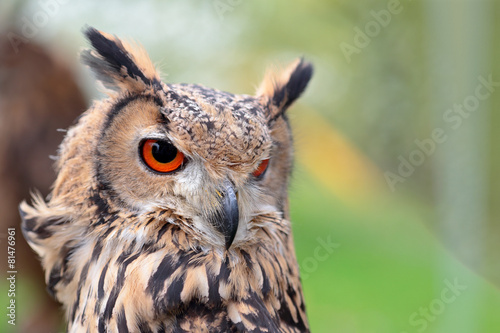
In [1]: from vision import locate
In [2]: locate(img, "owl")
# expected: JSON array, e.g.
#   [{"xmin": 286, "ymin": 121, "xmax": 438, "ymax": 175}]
[{"xmin": 20, "ymin": 27, "xmax": 313, "ymax": 333}]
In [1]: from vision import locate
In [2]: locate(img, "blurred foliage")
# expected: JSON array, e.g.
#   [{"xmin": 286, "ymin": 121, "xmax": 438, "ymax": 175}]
[{"xmin": 1, "ymin": 0, "xmax": 499, "ymax": 332}]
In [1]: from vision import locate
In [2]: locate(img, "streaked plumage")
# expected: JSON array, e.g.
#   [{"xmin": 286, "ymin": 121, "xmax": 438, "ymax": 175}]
[{"xmin": 21, "ymin": 27, "xmax": 313, "ymax": 333}]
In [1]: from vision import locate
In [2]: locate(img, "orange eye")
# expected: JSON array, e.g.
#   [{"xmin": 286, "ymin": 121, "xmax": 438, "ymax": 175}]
[
  {"xmin": 252, "ymin": 159, "xmax": 270, "ymax": 178},
  {"xmin": 140, "ymin": 139, "xmax": 184, "ymax": 173}
]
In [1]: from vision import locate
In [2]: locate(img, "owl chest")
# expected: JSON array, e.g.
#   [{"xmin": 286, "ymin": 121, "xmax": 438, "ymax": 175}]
[{"xmin": 67, "ymin": 238, "xmax": 293, "ymax": 332}]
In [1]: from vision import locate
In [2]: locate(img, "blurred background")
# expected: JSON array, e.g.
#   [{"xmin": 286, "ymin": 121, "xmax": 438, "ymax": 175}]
[{"xmin": 1, "ymin": 0, "xmax": 499, "ymax": 332}]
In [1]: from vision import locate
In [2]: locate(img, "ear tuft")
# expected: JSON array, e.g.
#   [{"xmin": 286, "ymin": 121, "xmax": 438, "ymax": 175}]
[
  {"xmin": 81, "ymin": 26, "xmax": 161, "ymax": 94},
  {"xmin": 257, "ymin": 58, "xmax": 313, "ymax": 121}
]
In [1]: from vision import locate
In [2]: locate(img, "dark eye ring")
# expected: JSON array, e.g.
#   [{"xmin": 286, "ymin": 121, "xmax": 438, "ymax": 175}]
[{"xmin": 140, "ymin": 139, "xmax": 184, "ymax": 173}]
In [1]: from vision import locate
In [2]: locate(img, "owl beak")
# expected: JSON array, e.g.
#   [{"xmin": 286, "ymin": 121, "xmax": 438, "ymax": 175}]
[{"xmin": 212, "ymin": 181, "xmax": 239, "ymax": 250}]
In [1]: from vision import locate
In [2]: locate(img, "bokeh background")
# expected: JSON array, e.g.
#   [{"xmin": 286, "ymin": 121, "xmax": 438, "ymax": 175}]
[{"xmin": 1, "ymin": 0, "xmax": 500, "ymax": 332}]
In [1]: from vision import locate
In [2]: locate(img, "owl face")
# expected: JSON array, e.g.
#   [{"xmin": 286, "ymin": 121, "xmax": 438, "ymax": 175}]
[
  {"xmin": 96, "ymin": 84, "xmax": 285, "ymax": 248},
  {"xmin": 73, "ymin": 27, "xmax": 312, "ymax": 250}
]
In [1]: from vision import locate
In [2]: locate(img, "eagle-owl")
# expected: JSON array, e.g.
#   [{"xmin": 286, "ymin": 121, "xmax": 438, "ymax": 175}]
[{"xmin": 20, "ymin": 27, "xmax": 313, "ymax": 333}]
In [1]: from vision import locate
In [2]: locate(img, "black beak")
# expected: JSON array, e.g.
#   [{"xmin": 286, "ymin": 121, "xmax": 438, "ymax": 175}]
[{"xmin": 211, "ymin": 181, "xmax": 239, "ymax": 250}]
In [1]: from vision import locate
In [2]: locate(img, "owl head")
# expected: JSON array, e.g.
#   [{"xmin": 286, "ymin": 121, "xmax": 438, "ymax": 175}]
[
  {"xmin": 63, "ymin": 27, "xmax": 310, "ymax": 249},
  {"xmin": 20, "ymin": 27, "xmax": 313, "ymax": 331}
]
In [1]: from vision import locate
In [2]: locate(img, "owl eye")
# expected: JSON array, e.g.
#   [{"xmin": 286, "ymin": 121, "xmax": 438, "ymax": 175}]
[
  {"xmin": 252, "ymin": 159, "xmax": 270, "ymax": 179},
  {"xmin": 140, "ymin": 139, "xmax": 184, "ymax": 173}
]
